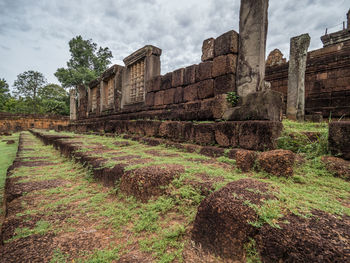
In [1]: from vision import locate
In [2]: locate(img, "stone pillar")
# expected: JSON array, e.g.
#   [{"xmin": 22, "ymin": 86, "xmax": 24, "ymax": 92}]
[
  {"xmin": 347, "ymin": 9, "xmax": 350, "ymax": 29},
  {"xmin": 69, "ymin": 89, "xmax": 77, "ymax": 121},
  {"xmin": 287, "ymin": 34, "xmax": 311, "ymax": 121},
  {"xmin": 236, "ymin": 0, "xmax": 269, "ymax": 97}
]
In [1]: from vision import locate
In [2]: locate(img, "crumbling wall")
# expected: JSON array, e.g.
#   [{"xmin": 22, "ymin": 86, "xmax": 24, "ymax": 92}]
[
  {"xmin": 76, "ymin": 30, "xmax": 238, "ymax": 122},
  {"xmin": 266, "ymin": 40, "xmax": 350, "ymax": 118},
  {"xmin": 0, "ymin": 113, "xmax": 69, "ymax": 132}
]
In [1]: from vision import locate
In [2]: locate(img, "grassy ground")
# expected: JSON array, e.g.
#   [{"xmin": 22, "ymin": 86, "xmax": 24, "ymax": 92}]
[
  {"xmin": 33, "ymin": 122, "xmax": 350, "ymax": 261},
  {"xmin": 0, "ymin": 133, "xmax": 19, "ymax": 217},
  {"xmin": 2, "ymin": 120, "xmax": 350, "ymax": 262}
]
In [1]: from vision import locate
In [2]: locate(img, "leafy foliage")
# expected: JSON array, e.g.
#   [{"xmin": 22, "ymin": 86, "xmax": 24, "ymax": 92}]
[
  {"xmin": 12, "ymin": 71, "xmax": 47, "ymax": 112},
  {"xmin": 226, "ymin": 91, "xmax": 240, "ymax": 107},
  {"xmin": 55, "ymin": 36, "xmax": 113, "ymax": 89},
  {"xmin": 39, "ymin": 84, "xmax": 70, "ymax": 115},
  {"xmin": 13, "ymin": 71, "xmax": 46, "ymax": 100},
  {"xmin": 0, "ymin": 78, "xmax": 11, "ymax": 111},
  {"xmin": 2, "ymin": 74, "xmax": 69, "ymax": 115}
]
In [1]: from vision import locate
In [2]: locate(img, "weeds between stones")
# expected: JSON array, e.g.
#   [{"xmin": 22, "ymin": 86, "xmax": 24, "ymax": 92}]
[{"xmin": 3, "ymin": 126, "xmax": 349, "ymax": 262}]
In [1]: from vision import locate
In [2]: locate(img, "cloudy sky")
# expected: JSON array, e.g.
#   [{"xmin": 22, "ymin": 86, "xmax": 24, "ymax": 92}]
[{"xmin": 0, "ymin": 0, "xmax": 348, "ymax": 90}]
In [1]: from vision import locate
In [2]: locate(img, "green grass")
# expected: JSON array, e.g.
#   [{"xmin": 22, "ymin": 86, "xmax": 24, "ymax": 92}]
[
  {"xmin": 6, "ymin": 220, "xmax": 51, "ymax": 242},
  {"xmin": 282, "ymin": 119, "xmax": 328, "ymax": 133},
  {"xmin": 278, "ymin": 119, "xmax": 329, "ymax": 158},
  {"xmin": 29, "ymin": 126, "xmax": 350, "ymax": 262},
  {"xmin": 0, "ymin": 133, "xmax": 19, "ymax": 217}
]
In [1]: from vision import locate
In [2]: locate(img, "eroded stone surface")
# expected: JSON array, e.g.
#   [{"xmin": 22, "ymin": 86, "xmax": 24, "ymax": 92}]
[
  {"xmin": 236, "ymin": 0, "xmax": 269, "ymax": 97},
  {"xmin": 287, "ymin": 34, "xmax": 311, "ymax": 121},
  {"xmin": 192, "ymin": 179, "xmax": 273, "ymax": 261},
  {"xmin": 258, "ymin": 149, "xmax": 295, "ymax": 177}
]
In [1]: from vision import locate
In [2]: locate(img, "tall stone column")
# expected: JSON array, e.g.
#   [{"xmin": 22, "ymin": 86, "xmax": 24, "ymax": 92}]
[
  {"xmin": 287, "ymin": 34, "xmax": 310, "ymax": 121},
  {"xmin": 347, "ymin": 9, "xmax": 350, "ymax": 29},
  {"xmin": 236, "ymin": 0, "xmax": 269, "ymax": 97},
  {"xmin": 69, "ymin": 89, "xmax": 77, "ymax": 121}
]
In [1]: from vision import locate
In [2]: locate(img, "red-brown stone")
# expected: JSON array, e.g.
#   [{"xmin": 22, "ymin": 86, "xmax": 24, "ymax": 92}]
[
  {"xmin": 196, "ymin": 61, "xmax": 213, "ymax": 82},
  {"xmin": 235, "ymin": 150, "xmax": 258, "ymax": 172},
  {"xmin": 214, "ymin": 74, "xmax": 235, "ymax": 95},
  {"xmin": 183, "ymin": 84, "xmax": 199, "ymax": 102},
  {"xmin": 172, "ymin": 68, "xmax": 185, "ymax": 87},
  {"xmin": 198, "ymin": 79, "xmax": 214, "ymax": 99},
  {"xmin": 258, "ymin": 150, "xmax": 295, "ymax": 177},
  {"xmin": 212, "ymin": 54, "xmax": 237, "ymax": 78}
]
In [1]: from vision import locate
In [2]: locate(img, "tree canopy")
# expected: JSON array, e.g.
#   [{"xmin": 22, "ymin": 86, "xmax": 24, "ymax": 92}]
[
  {"xmin": 55, "ymin": 36, "xmax": 113, "ymax": 89},
  {"xmin": 0, "ymin": 78, "xmax": 11, "ymax": 111},
  {"xmin": 13, "ymin": 70, "xmax": 46, "ymax": 100},
  {"xmin": 1, "ymin": 72, "xmax": 69, "ymax": 116}
]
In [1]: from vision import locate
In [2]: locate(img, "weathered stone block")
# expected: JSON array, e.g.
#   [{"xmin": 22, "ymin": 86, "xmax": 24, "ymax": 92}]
[
  {"xmin": 214, "ymin": 30, "xmax": 239, "ymax": 57},
  {"xmin": 154, "ymin": 90, "xmax": 164, "ymax": 106},
  {"xmin": 120, "ymin": 164, "xmax": 184, "ymax": 202},
  {"xmin": 194, "ymin": 123, "xmax": 215, "ymax": 145},
  {"xmin": 202, "ymin": 38, "xmax": 215, "ymax": 62},
  {"xmin": 212, "ymin": 54, "xmax": 237, "ymax": 78},
  {"xmin": 200, "ymin": 146, "xmax": 225, "ymax": 158},
  {"xmin": 235, "ymin": 150, "xmax": 258, "ymax": 172},
  {"xmin": 198, "ymin": 79, "xmax": 214, "ymax": 99},
  {"xmin": 145, "ymin": 92, "xmax": 155, "ymax": 106},
  {"xmin": 145, "ymin": 75, "xmax": 161, "ymax": 92},
  {"xmin": 183, "ymin": 83, "xmax": 199, "ymax": 102},
  {"xmin": 164, "ymin": 88, "xmax": 176, "ymax": 105},
  {"xmin": 161, "ymin": 72, "xmax": 173, "ymax": 90},
  {"xmin": 238, "ymin": 121, "xmax": 283, "ymax": 151},
  {"xmin": 258, "ymin": 150, "xmax": 295, "ymax": 177},
  {"xmin": 143, "ymin": 121, "xmax": 161, "ymax": 137},
  {"xmin": 184, "ymin": 65, "xmax": 197, "ymax": 86},
  {"xmin": 172, "ymin": 68, "xmax": 185, "ymax": 88},
  {"xmin": 214, "ymin": 74, "xmax": 236, "ymax": 95},
  {"xmin": 223, "ymin": 90, "xmax": 284, "ymax": 121},
  {"xmin": 174, "ymin": 87, "xmax": 184, "ymax": 104},
  {"xmin": 329, "ymin": 121, "xmax": 350, "ymax": 160},
  {"xmin": 212, "ymin": 94, "xmax": 230, "ymax": 119},
  {"xmin": 192, "ymin": 179, "xmax": 273, "ymax": 260},
  {"xmin": 321, "ymin": 156, "xmax": 350, "ymax": 180},
  {"xmin": 196, "ymin": 61, "xmax": 213, "ymax": 81},
  {"xmin": 214, "ymin": 122, "xmax": 239, "ymax": 147}
]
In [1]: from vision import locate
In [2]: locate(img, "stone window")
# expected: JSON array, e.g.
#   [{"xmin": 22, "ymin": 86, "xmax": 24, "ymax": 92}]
[
  {"xmin": 91, "ymin": 87, "xmax": 98, "ymax": 112},
  {"xmin": 122, "ymin": 45, "xmax": 161, "ymax": 107},
  {"xmin": 129, "ymin": 59, "xmax": 145, "ymax": 103}
]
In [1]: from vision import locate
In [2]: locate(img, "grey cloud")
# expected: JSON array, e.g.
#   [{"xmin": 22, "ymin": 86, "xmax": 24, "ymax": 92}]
[{"xmin": 0, "ymin": 0, "xmax": 349, "ymax": 85}]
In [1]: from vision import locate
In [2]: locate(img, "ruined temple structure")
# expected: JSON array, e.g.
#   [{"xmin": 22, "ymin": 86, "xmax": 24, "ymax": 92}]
[
  {"xmin": 266, "ymin": 9, "xmax": 350, "ymax": 118},
  {"xmin": 68, "ymin": 28, "xmax": 285, "ymax": 151},
  {"xmin": 0, "ymin": 113, "xmax": 69, "ymax": 132},
  {"xmin": 68, "ymin": 0, "xmax": 287, "ymax": 151}
]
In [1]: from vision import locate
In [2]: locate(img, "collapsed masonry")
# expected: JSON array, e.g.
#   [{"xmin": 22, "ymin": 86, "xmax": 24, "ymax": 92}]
[
  {"xmin": 266, "ymin": 9, "xmax": 350, "ymax": 119},
  {"xmin": 68, "ymin": 0, "xmax": 284, "ymax": 151}
]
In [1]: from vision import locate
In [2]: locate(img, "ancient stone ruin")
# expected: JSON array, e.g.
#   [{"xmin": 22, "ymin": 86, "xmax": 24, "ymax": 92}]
[
  {"xmin": 266, "ymin": 9, "xmax": 350, "ymax": 119},
  {"xmin": 1, "ymin": 2, "xmax": 350, "ymax": 263},
  {"xmin": 286, "ymin": 34, "xmax": 311, "ymax": 121}
]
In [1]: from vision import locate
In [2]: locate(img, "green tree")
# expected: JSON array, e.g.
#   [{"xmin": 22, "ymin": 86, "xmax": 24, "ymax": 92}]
[
  {"xmin": 55, "ymin": 35, "xmax": 113, "ymax": 89},
  {"xmin": 0, "ymin": 78, "xmax": 11, "ymax": 111},
  {"xmin": 13, "ymin": 71, "xmax": 47, "ymax": 113},
  {"xmin": 39, "ymin": 84, "xmax": 69, "ymax": 115}
]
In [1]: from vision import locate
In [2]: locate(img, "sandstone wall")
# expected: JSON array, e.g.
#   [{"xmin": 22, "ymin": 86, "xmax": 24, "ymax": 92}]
[
  {"xmin": 76, "ymin": 30, "xmax": 238, "ymax": 122},
  {"xmin": 0, "ymin": 113, "xmax": 69, "ymax": 132},
  {"xmin": 266, "ymin": 40, "xmax": 350, "ymax": 118}
]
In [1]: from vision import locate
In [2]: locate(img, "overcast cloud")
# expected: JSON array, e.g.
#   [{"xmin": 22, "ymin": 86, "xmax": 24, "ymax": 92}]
[{"xmin": 0, "ymin": 0, "xmax": 348, "ymax": 90}]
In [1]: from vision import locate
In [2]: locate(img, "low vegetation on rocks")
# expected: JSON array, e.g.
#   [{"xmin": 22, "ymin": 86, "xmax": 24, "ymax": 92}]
[{"xmin": 0, "ymin": 119, "xmax": 349, "ymax": 262}]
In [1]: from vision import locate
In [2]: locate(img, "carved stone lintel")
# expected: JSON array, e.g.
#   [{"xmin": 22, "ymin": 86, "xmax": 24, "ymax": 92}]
[{"xmin": 123, "ymin": 45, "xmax": 162, "ymax": 66}]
